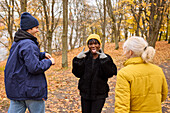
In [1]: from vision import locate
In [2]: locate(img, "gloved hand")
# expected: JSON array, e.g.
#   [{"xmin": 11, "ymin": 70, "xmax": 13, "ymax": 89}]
[
  {"xmin": 77, "ymin": 47, "xmax": 89, "ymax": 59},
  {"xmin": 96, "ymin": 48, "xmax": 107, "ymax": 59}
]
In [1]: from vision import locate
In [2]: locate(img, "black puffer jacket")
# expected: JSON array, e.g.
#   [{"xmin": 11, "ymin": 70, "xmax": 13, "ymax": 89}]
[{"xmin": 72, "ymin": 51, "xmax": 117, "ymax": 100}]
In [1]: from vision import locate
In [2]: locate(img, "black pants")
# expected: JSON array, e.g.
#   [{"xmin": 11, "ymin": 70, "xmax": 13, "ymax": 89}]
[{"xmin": 81, "ymin": 97, "xmax": 106, "ymax": 113}]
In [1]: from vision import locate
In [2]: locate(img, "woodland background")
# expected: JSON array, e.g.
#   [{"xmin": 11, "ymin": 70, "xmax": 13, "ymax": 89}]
[{"xmin": 0, "ymin": 0, "xmax": 169, "ymax": 112}]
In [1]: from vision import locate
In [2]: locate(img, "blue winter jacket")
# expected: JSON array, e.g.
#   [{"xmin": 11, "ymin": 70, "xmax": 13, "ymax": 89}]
[{"xmin": 4, "ymin": 29, "xmax": 52, "ymax": 100}]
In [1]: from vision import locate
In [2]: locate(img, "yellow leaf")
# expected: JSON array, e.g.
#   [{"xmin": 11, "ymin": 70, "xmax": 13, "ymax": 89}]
[{"xmin": 8, "ymin": 5, "xmax": 13, "ymax": 8}]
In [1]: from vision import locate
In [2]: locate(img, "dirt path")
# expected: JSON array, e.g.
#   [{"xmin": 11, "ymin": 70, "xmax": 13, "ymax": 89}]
[
  {"xmin": 159, "ymin": 60, "xmax": 170, "ymax": 113},
  {"xmin": 45, "ymin": 60, "xmax": 170, "ymax": 113},
  {"xmin": 0, "ymin": 60, "xmax": 169, "ymax": 113}
]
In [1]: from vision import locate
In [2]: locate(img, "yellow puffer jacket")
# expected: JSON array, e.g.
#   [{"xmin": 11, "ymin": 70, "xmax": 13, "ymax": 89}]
[{"xmin": 115, "ymin": 57, "xmax": 168, "ymax": 113}]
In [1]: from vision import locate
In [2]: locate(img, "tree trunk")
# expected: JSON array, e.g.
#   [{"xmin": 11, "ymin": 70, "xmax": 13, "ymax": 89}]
[
  {"xmin": 7, "ymin": 0, "xmax": 14, "ymax": 47},
  {"xmin": 102, "ymin": 0, "xmax": 106, "ymax": 51},
  {"xmin": 114, "ymin": 30, "xmax": 119, "ymax": 50},
  {"xmin": 158, "ymin": 31, "xmax": 162, "ymax": 41},
  {"xmin": 110, "ymin": 21, "xmax": 114, "ymax": 43},
  {"xmin": 91, "ymin": 27, "xmax": 94, "ymax": 34},
  {"xmin": 147, "ymin": 0, "xmax": 166, "ymax": 47},
  {"xmin": 106, "ymin": 0, "xmax": 119, "ymax": 49},
  {"xmin": 41, "ymin": 17, "xmax": 46, "ymax": 52},
  {"xmin": 69, "ymin": 23, "xmax": 74, "ymax": 49},
  {"xmin": 62, "ymin": 0, "xmax": 68, "ymax": 68},
  {"xmin": 125, "ymin": 27, "xmax": 128, "ymax": 41},
  {"xmin": 82, "ymin": 25, "xmax": 86, "ymax": 46},
  {"xmin": 111, "ymin": 29, "xmax": 114, "ymax": 43},
  {"xmin": 21, "ymin": 0, "xmax": 27, "ymax": 13},
  {"xmin": 47, "ymin": 31, "xmax": 52, "ymax": 54},
  {"xmin": 166, "ymin": 10, "xmax": 169, "ymax": 41}
]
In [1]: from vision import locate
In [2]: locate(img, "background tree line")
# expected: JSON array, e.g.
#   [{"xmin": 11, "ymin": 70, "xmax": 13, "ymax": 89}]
[{"xmin": 0, "ymin": 0, "xmax": 169, "ymax": 67}]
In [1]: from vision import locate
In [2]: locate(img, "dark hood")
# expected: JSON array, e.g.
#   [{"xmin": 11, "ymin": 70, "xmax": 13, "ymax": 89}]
[{"xmin": 14, "ymin": 29, "xmax": 39, "ymax": 45}]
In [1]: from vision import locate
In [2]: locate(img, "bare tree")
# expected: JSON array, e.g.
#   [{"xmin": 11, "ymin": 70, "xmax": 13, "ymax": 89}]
[
  {"xmin": 68, "ymin": 0, "xmax": 80, "ymax": 49},
  {"xmin": 147, "ymin": 0, "xmax": 168, "ymax": 47},
  {"xmin": 41, "ymin": 0, "xmax": 62, "ymax": 54},
  {"xmin": 106, "ymin": 0, "xmax": 119, "ymax": 49},
  {"xmin": 165, "ymin": 7, "xmax": 169, "ymax": 43},
  {"xmin": 130, "ymin": 0, "xmax": 142, "ymax": 36},
  {"xmin": 62, "ymin": 0, "xmax": 68, "ymax": 67},
  {"xmin": 95, "ymin": 0, "xmax": 106, "ymax": 51},
  {"xmin": 102, "ymin": 0, "xmax": 106, "ymax": 51},
  {"xmin": 0, "ymin": 0, "xmax": 14, "ymax": 48}
]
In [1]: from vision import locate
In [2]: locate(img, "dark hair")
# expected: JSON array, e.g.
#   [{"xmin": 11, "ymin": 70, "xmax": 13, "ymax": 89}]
[{"xmin": 87, "ymin": 39, "xmax": 100, "ymax": 45}]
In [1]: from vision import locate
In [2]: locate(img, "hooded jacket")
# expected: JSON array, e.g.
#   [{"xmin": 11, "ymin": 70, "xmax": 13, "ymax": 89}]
[
  {"xmin": 4, "ymin": 29, "xmax": 52, "ymax": 100},
  {"xmin": 72, "ymin": 51, "xmax": 117, "ymax": 100},
  {"xmin": 115, "ymin": 57, "xmax": 168, "ymax": 113}
]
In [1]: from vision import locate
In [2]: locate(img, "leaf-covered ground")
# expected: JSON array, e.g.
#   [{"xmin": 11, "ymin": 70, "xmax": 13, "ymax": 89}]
[{"xmin": 0, "ymin": 41, "xmax": 170, "ymax": 113}]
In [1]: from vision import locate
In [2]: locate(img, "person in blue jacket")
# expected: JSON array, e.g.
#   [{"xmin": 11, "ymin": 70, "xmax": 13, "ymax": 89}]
[{"xmin": 4, "ymin": 12, "xmax": 55, "ymax": 113}]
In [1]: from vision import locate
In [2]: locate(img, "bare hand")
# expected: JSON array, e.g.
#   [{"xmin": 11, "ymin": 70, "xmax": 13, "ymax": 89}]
[
  {"xmin": 50, "ymin": 58, "xmax": 55, "ymax": 65},
  {"xmin": 45, "ymin": 53, "xmax": 52, "ymax": 59}
]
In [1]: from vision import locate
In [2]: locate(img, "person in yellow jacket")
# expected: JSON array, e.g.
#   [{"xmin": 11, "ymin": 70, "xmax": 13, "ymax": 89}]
[{"xmin": 115, "ymin": 36, "xmax": 168, "ymax": 113}]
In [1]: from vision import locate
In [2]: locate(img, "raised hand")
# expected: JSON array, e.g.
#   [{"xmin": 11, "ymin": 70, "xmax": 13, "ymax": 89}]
[
  {"xmin": 77, "ymin": 47, "xmax": 88, "ymax": 59},
  {"xmin": 96, "ymin": 48, "xmax": 107, "ymax": 59}
]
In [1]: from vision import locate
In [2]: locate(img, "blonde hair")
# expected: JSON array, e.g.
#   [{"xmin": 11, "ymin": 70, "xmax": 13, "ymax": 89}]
[{"xmin": 123, "ymin": 36, "xmax": 155, "ymax": 63}]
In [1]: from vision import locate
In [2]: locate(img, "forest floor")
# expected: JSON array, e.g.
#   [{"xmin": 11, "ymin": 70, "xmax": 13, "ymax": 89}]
[{"xmin": 0, "ymin": 41, "xmax": 169, "ymax": 113}]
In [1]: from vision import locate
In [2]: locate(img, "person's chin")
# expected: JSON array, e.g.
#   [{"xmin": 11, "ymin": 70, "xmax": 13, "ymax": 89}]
[{"xmin": 91, "ymin": 51, "xmax": 97, "ymax": 54}]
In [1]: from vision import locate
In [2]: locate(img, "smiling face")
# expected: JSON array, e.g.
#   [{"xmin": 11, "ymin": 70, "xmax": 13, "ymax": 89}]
[
  {"xmin": 26, "ymin": 26, "xmax": 39, "ymax": 37},
  {"xmin": 87, "ymin": 39, "xmax": 100, "ymax": 54}
]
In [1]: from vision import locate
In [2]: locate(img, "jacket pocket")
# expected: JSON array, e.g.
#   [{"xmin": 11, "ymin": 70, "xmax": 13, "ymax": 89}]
[
  {"xmin": 5, "ymin": 78, "xmax": 20, "ymax": 98},
  {"xmin": 26, "ymin": 85, "xmax": 39, "ymax": 98},
  {"xmin": 78, "ymin": 78, "xmax": 89, "ymax": 93}
]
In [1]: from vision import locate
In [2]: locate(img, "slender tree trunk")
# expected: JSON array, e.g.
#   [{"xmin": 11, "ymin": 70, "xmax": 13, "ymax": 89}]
[
  {"xmin": 111, "ymin": 29, "xmax": 114, "ymax": 42},
  {"xmin": 106, "ymin": 0, "xmax": 119, "ymax": 49},
  {"xmin": 47, "ymin": 31, "xmax": 52, "ymax": 54},
  {"xmin": 102, "ymin": 0, "xmax": 106, "ymax": 51},
  {"xmin": 110, "ymin": 21, "xmax": 114, "ymax": 43},
  {"xmin": 42, "ymin": 20, "xmax": 46, "ymax": 52},
  {"xmin": 62, "ymin": 0, "xmax": 68, "ymax": 68},
  {"xmin": 147, "ymin": 0, "xmax": 166, "ymax": 47},
  {"xmin": 114, "ymin": 29, "xmax": 119, "ymax": 50},
  {"xmin": 91, "ymin": 27, "xmax": 94, "ymax": 34},
  {"xmin": 7, "ymin": 0, "xmax": 14, "ymax": 47},
  {"xmin": 21, "ymin": 0, "xmax": 27, "ymax": 13},
  {"xmin": 125, "ymin": 27, "xmax": 128, "ymax": 41},
  {"xmin": 158, "ymin": 31, "xmax": 162, "ymax": 41},
  {"xmin": 166, "ymin": 10, "xmax": 169, "ymax": 41},
  {"xmin": 69, "ymin": 22, "xmax": 74, "ymax": 49},
  {"xmin": 83, "ymin": 25, "xmax": 86, "ymax": 46}
]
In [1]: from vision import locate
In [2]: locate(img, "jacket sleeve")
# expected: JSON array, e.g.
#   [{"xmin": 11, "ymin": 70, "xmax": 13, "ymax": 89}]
[
  {"xmin": 161, "ymin": 73, "xmax": 168, "ymax": 102},
  {"xmin": 39, "ymin": 52, "xmax": 45, "ymax": 60},
  {"xmin": 115, "ymin": 71, "xmax": 130, "ymax": 113},
  {"xmin": 20, "ymin": 42, "xmax": 52, "ymax": 74},
  {"xmin": 99, "ymin": 54, "xmax": 117, "ymax": 78},
  {"xmin": 72, "ymin": 57, "xmax": 85, "ymax": 78}
]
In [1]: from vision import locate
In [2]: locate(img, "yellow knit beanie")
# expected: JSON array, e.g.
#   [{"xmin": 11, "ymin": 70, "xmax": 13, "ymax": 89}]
[{"xmin": 86, "ymin": 34, "xmax": 101, "ymax": 45}]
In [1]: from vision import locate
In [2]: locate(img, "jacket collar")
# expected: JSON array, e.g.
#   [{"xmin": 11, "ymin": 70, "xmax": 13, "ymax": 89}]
[
  {"xmin": 123, "ymin": 57, "xmax": 144, "ymax": 66},
  {"xmin": 14, "ymin": 29, "xmax": 39, "ymax": 46}
]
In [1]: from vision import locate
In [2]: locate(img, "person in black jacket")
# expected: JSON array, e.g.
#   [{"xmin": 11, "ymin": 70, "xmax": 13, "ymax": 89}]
[
  {"xmin": 72, "ymin": 34, "xmax": 117, "ymax": 113},
  {"xmin": 4, "ymin": 12, "xmax": 55, "ymax": 113}
]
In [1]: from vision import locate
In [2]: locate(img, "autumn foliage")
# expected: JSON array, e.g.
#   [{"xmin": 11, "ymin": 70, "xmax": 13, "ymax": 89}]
[{"xmin": 0, "ymin": 41, "xmax": 170, "ymax": 112}]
